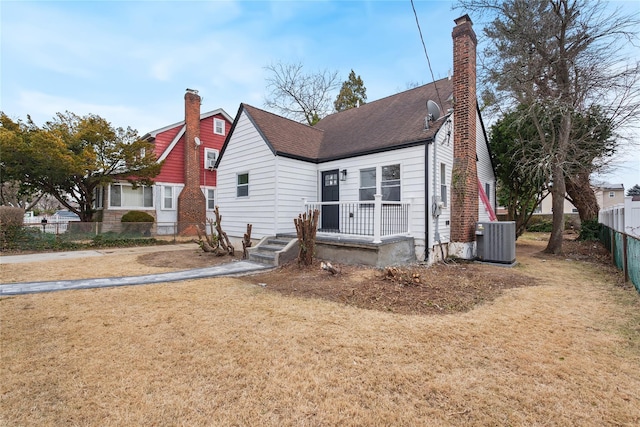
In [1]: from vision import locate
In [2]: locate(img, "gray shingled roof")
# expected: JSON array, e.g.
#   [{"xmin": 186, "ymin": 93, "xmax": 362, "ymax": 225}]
[{"xmin": 240, "ymin": 77, "xmax": 453, "ymax": 163}]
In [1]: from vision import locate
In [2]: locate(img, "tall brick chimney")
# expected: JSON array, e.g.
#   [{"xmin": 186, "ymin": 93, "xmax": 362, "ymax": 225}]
[
  {"xmin": 450, "ymin": 15, "xmax": 478, "ymax": 253},
  {"xmin": 177, "ymin": 89, "xmax": 206, "ymax": 232}
]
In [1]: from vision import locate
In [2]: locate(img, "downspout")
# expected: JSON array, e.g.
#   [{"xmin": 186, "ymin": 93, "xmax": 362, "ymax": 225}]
[{"xmin": 424, "ymin": 140, "xmax": 430, "ymax": 261}]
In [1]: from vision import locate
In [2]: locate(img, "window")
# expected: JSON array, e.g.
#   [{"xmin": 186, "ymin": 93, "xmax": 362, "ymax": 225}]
[
  {"xmin": 214, "ymin": 118, "xmax": 225, "ymax": 136},
  {"xmin": 324, "ymin": 172, "xmax": 338, "ymax": 187},
  {"xmin": 162, "ymin": 186, "xmax": 174, "ymax": 209},
  {"xmin": 609, "ymin": 191, "xmax": 615, "ymax": 198},
  {"xmin": 359, "ymin": 168, "xmax": 376, "ymax": 201},
  {"xmin": 93, "ymin": 187, "xmax": 103, "ymax": 209},
  {"xmin": 206, "ymin": 189, "xmax": 215, "ymax": 210},
  {"xmin": 109, "ymin": 184, "xmax": 153, "ymax": 208},
  {"xmin": 237, "ymin": 173, "xmax": 249, "ymax": 197},
  {"xmin": 381, "ymin": 164, "xmax": 400, "ymax": 201},
  {"xmin": 485, "ymin": 182, "xmax": 491, "ymax": 204},
  {"xmin": 440, "ymin": 163, "xmax": 448, "ymax": 207},
  {"xmin": 204, "ymin": 148, "xmax": 219, "ymax": 169}
]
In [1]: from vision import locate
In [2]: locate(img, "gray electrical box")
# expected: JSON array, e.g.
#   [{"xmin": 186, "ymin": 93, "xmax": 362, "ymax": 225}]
[{"xmin": 475, "ymin": 221, "xmax": 516, "ymax": 264}]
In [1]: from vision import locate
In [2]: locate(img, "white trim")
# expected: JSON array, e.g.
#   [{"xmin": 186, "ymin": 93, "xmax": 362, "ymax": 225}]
[
  {"xmin": 144, "ymin": 109, "xmax": 233, "ymax": 138},
  {"xmin": 161, "ymin": 185, "xmax": 175, "ymax": 210},
  {"xmin": 157, "ymin": 126, "xmax": 185, "ymax": 163},
  {"xmin": 204, "ymin": 148, "xmax": 219, "ymax": 169},
  {"xmin": 214, "ymin": 118, "xmax": 225, "ymax": 135},
  {"xmin": 236, "ymin": 172, "xmax": 249, "ymax": 198}
]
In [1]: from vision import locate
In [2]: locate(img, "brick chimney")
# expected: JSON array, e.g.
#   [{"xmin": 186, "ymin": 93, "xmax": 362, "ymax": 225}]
[
  {"xmin": 450, "ymin": 15, "xmax": 479, "ymax": 250},
  {"xmin": 177, "ymin": 89, "xmax": 206, "ymax": 233}
]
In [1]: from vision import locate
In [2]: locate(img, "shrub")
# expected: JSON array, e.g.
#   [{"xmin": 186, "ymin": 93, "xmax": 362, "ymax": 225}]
[
  {"xmin": 0, "ymin": 206, "xmax": 24, "ymax": 226},
  {"xmin": 526, "ymin": 216, "xmax": 553, "ymax": 232},
  {"xmin": 578, "ymin": 219, "xmax": 602, "ymax": 241},
  {"xmin": 120, "ymin": 211, "xmax": 154, "ymax": 236},
  {"xmin": 0, "ymin": 207, "xmax": 26, "ymax": 250}
]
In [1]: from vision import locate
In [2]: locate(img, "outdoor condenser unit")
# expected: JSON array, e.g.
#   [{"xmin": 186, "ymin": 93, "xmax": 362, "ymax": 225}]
[{"xmin": 475, "ymin": 221, "xmax": 516, "ymax": 264}]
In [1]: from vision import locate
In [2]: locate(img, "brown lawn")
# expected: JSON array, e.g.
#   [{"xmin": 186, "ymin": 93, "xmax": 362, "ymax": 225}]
[{"xmin": 1, "ymin": 234, "xmax": 639, "ymax": 426}]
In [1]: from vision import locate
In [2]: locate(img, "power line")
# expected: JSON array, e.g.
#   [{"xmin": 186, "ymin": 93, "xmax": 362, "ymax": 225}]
[{"xmin": 410, "ymin": 0, "xmax": 445, "ymax": 111}]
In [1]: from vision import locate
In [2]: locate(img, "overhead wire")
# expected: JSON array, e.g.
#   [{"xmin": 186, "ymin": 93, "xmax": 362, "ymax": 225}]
[{"xmin": 410, "ymin": 0, "xmax": 445, "ymax": 110}]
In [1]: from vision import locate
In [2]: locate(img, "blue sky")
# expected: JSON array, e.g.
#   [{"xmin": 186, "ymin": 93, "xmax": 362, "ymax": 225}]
[{"xmin": 1, "ymin": 0, "xmax": 638, "ymax": 189}]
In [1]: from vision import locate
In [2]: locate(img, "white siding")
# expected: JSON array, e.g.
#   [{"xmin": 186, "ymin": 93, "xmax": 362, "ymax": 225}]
[
  {"xmin": 275, "ymin": 156, "xmax": 317, "ymax": 234},
  {"xmin": 476, "ymin": 113, "xmax": 496, "ymax": 222},
  {"xmin": 154, "ymin": 182, "xmax": 183, "ymax": 224},
  {"xmin": 216, "ymin": 111, "xmax": 277, "ymax": 238},
  {"xmin": 319, "ymin": 145, "xmax": 427, "ymax": 258},
  {"xmin": 427, "ymin": 117, "xmax": 455, "ymax": 256}
]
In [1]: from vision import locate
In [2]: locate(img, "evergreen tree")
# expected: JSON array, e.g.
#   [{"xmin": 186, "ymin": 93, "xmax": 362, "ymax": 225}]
[
  {"xmin": 627, "ymin": 184, "xmax": 640, "ymax": 197},
  {"xmin": 334, "ymin": 70, "xmax": 367, "ymax": 112}
]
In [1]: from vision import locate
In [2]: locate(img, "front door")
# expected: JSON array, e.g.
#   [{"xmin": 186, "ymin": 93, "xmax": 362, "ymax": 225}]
[{"xmin": 321, "ymin": 170, "xmax": 339, "ymax": 231}]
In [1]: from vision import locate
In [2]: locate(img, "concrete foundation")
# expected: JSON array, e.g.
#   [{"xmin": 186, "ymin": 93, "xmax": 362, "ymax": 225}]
[{"xmin": 313, "ymin": 235, "xmax": 416, "ymax": 267}]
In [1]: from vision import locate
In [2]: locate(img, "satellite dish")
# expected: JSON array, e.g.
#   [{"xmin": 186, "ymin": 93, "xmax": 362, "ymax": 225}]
[
  {"xmin": 194, "ymin": 137, "xmax": 201, "ymax": 146},
  {"xmin": 426, "ymin": 100, "xmax": 441, "ymax": 121}
]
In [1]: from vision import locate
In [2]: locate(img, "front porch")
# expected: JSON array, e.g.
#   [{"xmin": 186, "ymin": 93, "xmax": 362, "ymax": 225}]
[
  {"xmin": 303, "ymin": 196, "xmax": 413, "ymax": 244},
  {"xmin": 249, "ymin": 197, "xmax": 416, "ymax": 267}
]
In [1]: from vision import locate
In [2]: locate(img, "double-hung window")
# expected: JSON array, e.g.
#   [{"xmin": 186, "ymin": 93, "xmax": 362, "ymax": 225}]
[
  {"xmin": 162, "ymin": 186, "xmax": 174, "ymax": 209},
  {"xmin": 214, "ymin": 118, "xmax": 225, "ymax": 136},
  {"xmin": 440, "ymin": 163, "xmax": 448, "ymax": 207},
  {"xmin": 237, "ymin": 173, "xmax": 249, "ymax": 197},
  {"xmin": 381, "ymin": 164, "xmax": 400, "ymax": 201},
  {"xmin": 359, "ymin": 168, "xmax": 376, "ymax": 201},
  {"xmin": 206, "ymin": 189, "xmax": 215, "ymax": 210},
  {"xmin": 204, "ymin": 148, "xmax": 219, "ymax": 170},
  {"xmin": 359, "ymin": 164, "xmax": 401, "ymax": 202}
]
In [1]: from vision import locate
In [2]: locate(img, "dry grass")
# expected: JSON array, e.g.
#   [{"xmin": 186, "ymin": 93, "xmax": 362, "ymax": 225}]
[{"xmin": 1, "ymin": 235, "xmax": 639, "ymax": 426}]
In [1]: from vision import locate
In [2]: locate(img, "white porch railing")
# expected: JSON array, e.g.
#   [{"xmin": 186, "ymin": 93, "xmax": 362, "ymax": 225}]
[{"xmin": 303, "ymin": 195, "xmax": 412, "ymax": 243}]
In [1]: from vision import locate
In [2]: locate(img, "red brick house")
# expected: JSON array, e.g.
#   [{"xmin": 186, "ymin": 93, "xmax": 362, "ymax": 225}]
[{"xmin": 97, "ymin": 90, "xmax": 233, "ymax": 233}]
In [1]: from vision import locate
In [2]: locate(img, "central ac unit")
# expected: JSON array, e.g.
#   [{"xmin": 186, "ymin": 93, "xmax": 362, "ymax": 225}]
[{"xmin": 475, "ymin": 221, "xmax": 516, "ymax": 264}]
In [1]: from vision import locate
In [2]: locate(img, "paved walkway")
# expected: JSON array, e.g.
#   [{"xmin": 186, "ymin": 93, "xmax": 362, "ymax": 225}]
[{"xmin": 0, "ymin": 244, "xmax": 270, "ymax": 296}]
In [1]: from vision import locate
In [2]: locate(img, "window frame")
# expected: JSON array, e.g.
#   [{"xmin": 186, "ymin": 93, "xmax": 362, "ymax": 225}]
[
  {"xmin": 162, "ymin": 185, "xmax": 174, "ymax": 210},
  {"xmin": 609, "ymin": 191, "xmax": 615, "ymax": 198},
  {"xmin": 359, "ymin": 167, "xmax": 376, "ymax": 201},
  {"xmin": 109, "ymin": 183, "xmax": 154, "ymax": 209},
  {"xmin": 214, "ymin": 118, "xmax": 225, "ymax": 136},
  {"xmin": 440, "ymin": 163, "xmax": 448, "ymax": 207},
  {"xmin": 206, "ymin": 188, "xmax": 215, "ymax": 210},
  {"xmin": 236, "ymin": 173, "xmax": 249, "ymax": 198},
  {"xmin": 381, "ymin": 164, "xmax": 401, "ymax": 202},
  {"xmin": 204, "ymin": 148, "xmax": 219, "ymax": 169}
]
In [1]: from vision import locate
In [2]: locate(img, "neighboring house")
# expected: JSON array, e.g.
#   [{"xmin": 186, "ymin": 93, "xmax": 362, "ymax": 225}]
[
  {"xmin": 214, "ymin": 15, "xmax": 496, "ymax": 263},
  {"xmin": 594, "ymin": 183, "xmax": 625, "ymax": 210},
  {"xmin": 536, "ymin": 183, "xmax": 625, "ymax": 215},
  {"xmin": 97, "ymin": 90, "xmax": 233, "ymax": 233}
]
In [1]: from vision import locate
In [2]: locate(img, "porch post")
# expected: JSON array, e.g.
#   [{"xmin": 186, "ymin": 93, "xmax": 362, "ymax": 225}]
[
  {"xmin": 301, "ymin": 197, "xmax": 308, "ymax": 212},
  {"xmin": 407, "ymin": 198, "xmax": 413, "ymax": 236},
  {"xmin": 373, "ymin": 194, "xmax": 382, "ymax": 243}
]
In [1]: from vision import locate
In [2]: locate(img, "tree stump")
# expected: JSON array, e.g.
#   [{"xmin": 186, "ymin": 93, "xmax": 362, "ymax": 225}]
[
  {"xmin": 294, "ymin": 209, "xmax": 319, "ymax": 266},
  {"xmin": 242, "ymin": 224, "xmax": 253, "ymax": 259}
]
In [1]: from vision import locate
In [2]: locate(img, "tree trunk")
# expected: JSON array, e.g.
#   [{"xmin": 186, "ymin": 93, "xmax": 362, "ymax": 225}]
[
  {"xmin": 565, "ymin": 172, "xmax": 599, "ymax": 221},
  {"xmin": 546, "ymin": 165, "xmax": 566, "ymax": 254}
]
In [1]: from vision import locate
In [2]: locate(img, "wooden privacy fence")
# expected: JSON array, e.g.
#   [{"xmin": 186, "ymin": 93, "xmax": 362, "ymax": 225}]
[{"xmin": 599, "ymin": 225, "xmax": 640, "ymax": 294}]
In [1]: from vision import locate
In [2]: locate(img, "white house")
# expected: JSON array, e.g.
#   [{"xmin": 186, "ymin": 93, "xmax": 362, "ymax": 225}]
[{"xmin": 214, "ymin": 15, "xmax": 496, "ymax": 264}]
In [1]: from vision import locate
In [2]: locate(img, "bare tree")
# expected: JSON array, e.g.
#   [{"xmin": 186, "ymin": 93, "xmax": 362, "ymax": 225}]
[
  {"xmin": 264, "ymin": 62, "xmax": 340, "ymax": 125},
  {"xmin": 457, "ymin": 0, "xmax": 640, "ymax": 253}
]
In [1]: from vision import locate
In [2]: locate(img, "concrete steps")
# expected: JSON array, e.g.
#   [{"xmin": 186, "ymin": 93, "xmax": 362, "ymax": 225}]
[{"xmin": 248, "ymin": 237, "xmax": 298, "ymax": 266}]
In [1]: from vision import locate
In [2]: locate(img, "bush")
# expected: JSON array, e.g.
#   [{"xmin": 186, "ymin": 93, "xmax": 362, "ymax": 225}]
[
  {"xmin": 0, "ymin": 206, "xmax": 26, "ymax": 250},
  {"xmin": 578, "ymin": 219, "xmax": 601, "ymax": 241},
  {"xmin": 121, "ymin": 211, "xmax": 155, "ymax": 223},
  {"xmin": 526, "ymin": 216, "xmax": 553, "ymax": 232},
  {"xmin": 120, "ymin": 210, "xmax": 154, "ymax": 236}
]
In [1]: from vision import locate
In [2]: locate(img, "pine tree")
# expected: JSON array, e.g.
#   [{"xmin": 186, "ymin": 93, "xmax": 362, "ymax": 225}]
[{"xmin": 334, "ymin": 70, "xmax": 367, "ymax": 112}]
